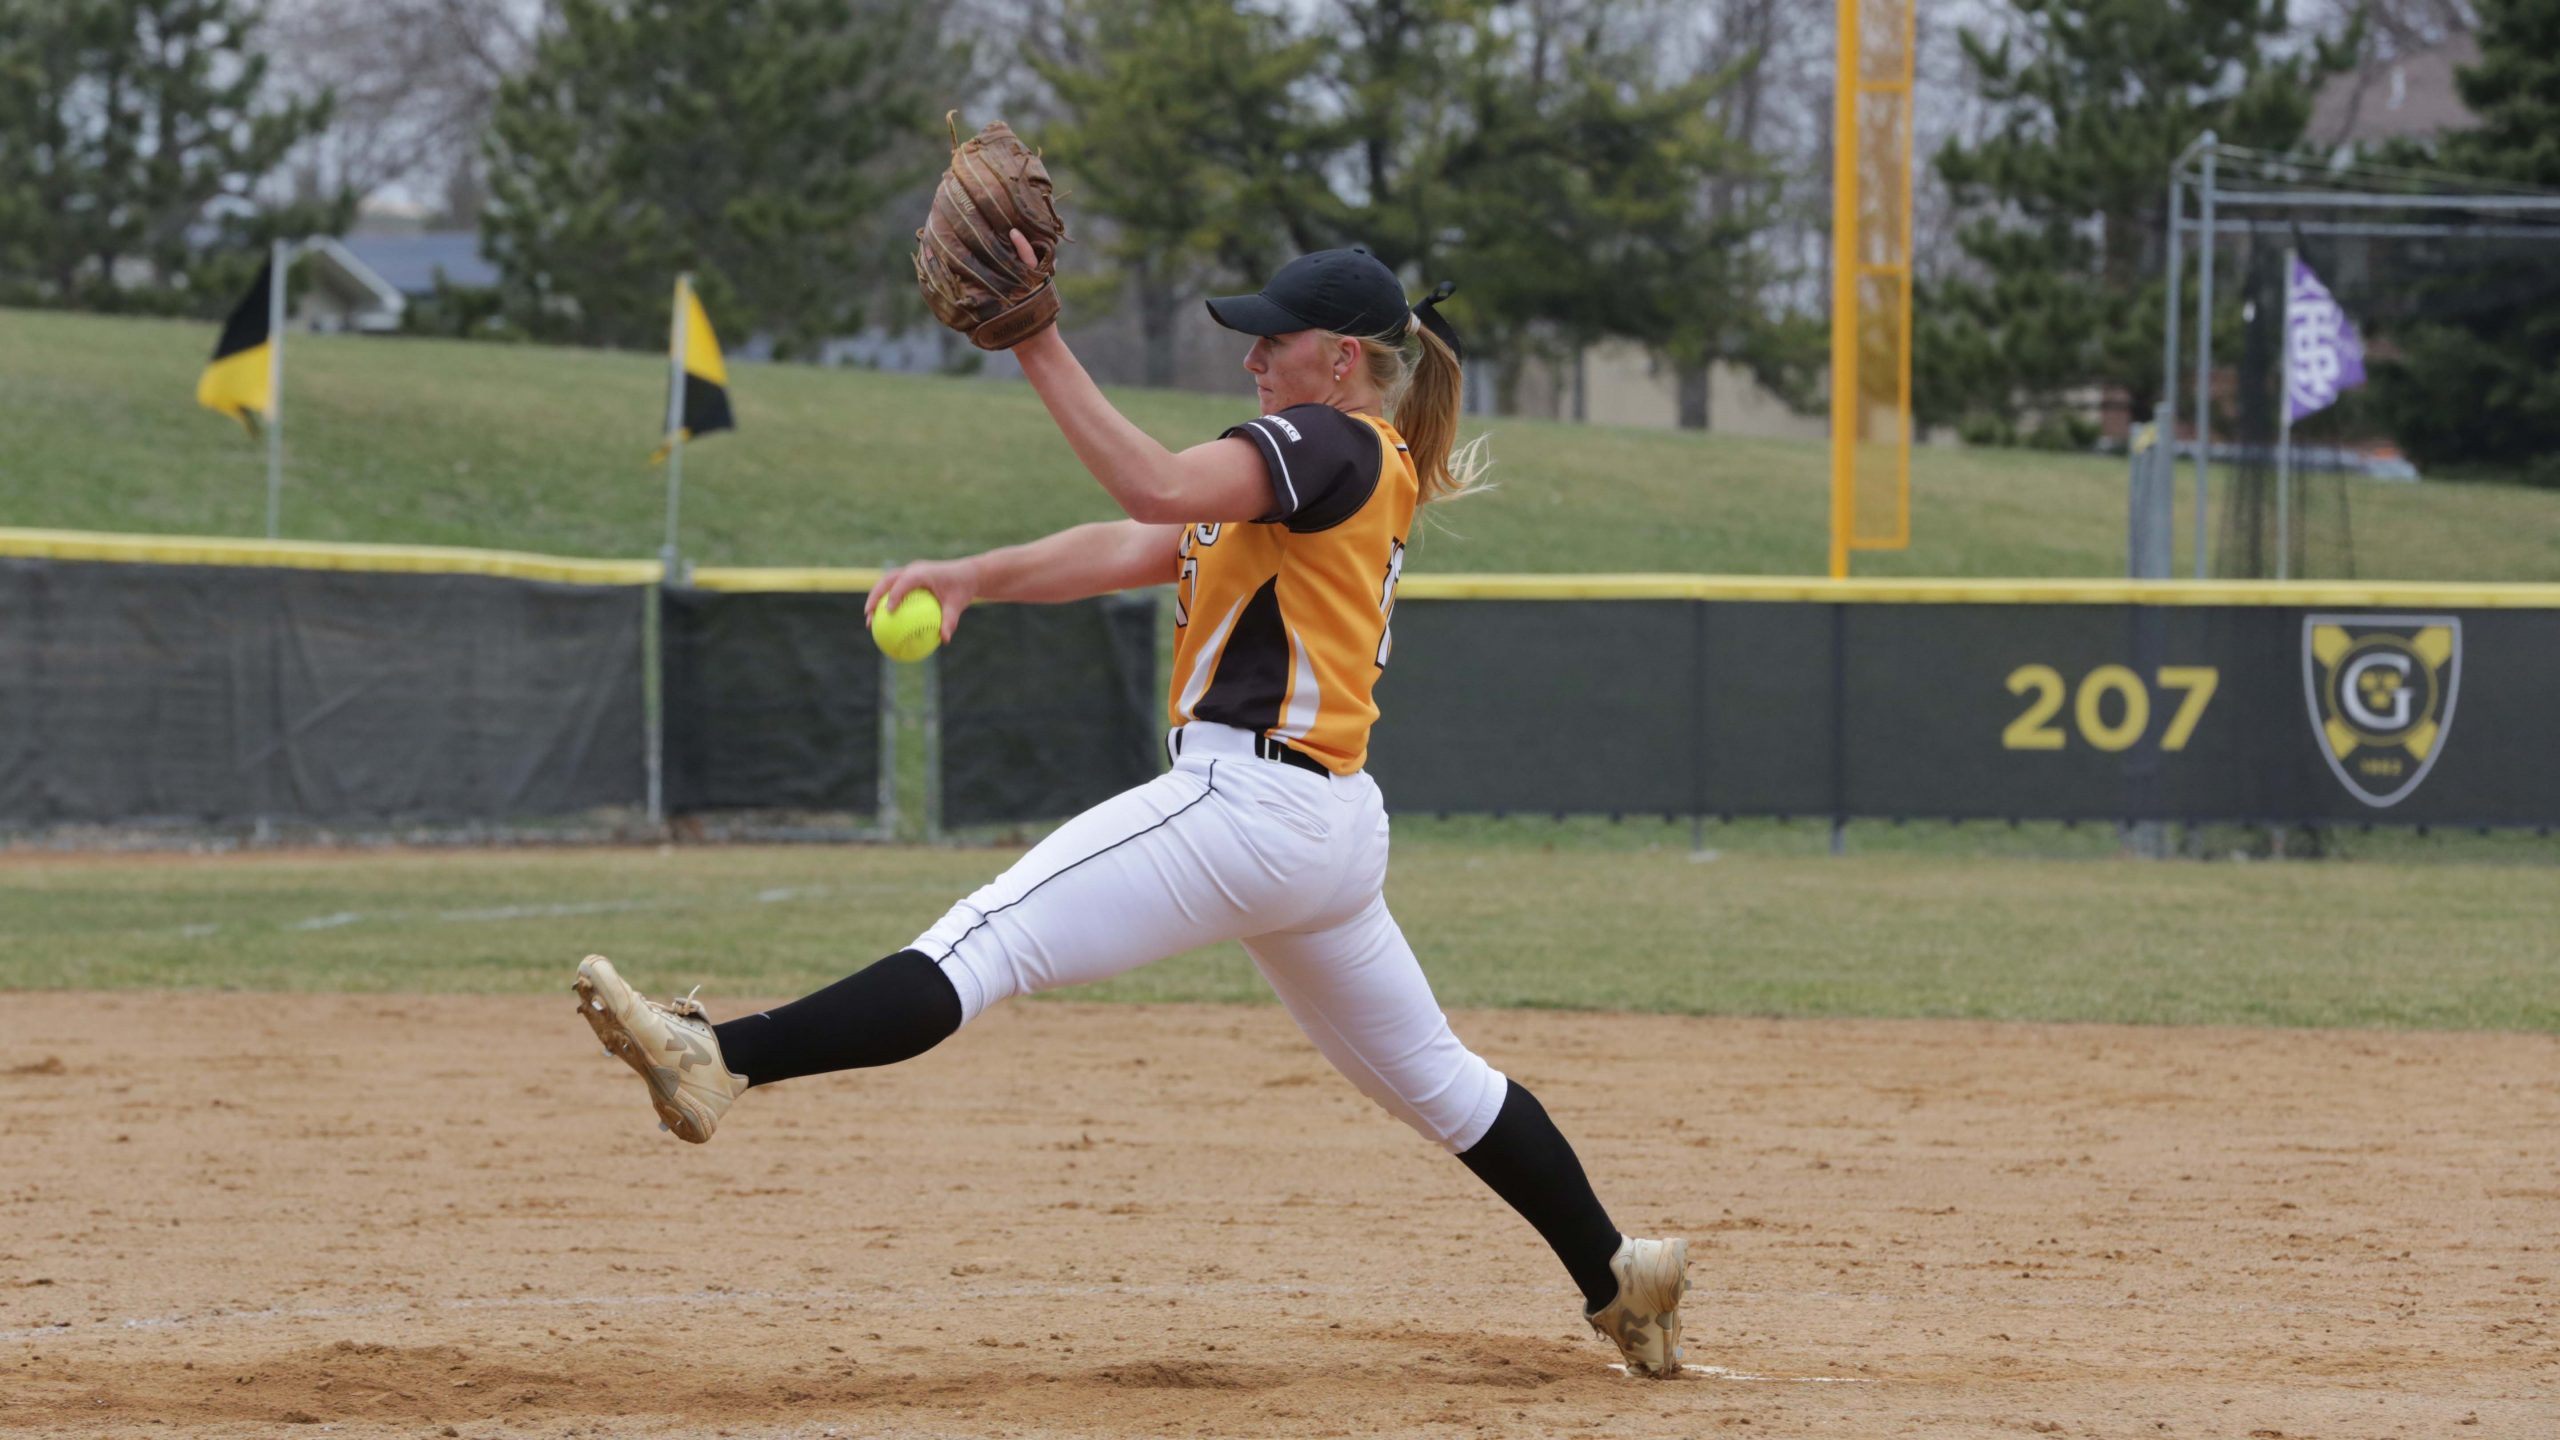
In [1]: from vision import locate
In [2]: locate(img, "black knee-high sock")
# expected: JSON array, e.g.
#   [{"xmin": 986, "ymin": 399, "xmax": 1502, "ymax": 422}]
[
  {"xmin": 711, "ymin": 950, "xmax": 962, "ymax": 1087},
  {"xmin": 1458, "ymin": 1080, "xmax": 1624, "ymax": 1313}
]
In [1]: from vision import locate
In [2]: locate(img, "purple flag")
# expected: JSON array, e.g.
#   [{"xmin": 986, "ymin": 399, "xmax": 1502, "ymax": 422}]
[{"xmin": 2287, "ymin": 255, "xmax": 2367, "ymax": 422}]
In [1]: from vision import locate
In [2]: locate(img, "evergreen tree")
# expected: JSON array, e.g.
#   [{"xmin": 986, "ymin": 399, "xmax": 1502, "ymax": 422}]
[
  {"xmin": 1311, "ymin": 0, "xmax": 1808, "ymax": 418},
  {"xmin": 1023, "ymin": 0, "xmax": 1806, "ymax": 417},
  {"xmin": 0, "ymin": 7, "xmax": 39, "ymax": 296},
  {"xmin": 1431, "ymin": 1, "xmax": 1813, "ymax": 419},
  {"xmin": 1922, "ymin": 0, "xmax": 2350, "ymax": 444},
  {"xmin": 0, "ymin": 0, "xmax": 337, "ymax": 312},
  {"xmin": 1443, "ymin": 12, "xmax": 1755, "ymax": 413},
  {"xmin": 2364, "ymin": 0, "xmax": 2560, "ymax": 486},
  {"xmin": 1315, "ymin": 0, "xmax": 1496, "ymax": 278},
  {"xmin": 480, "ymin": 0, "xmax": 947, "ymax": 355},
  {"xmin": 1029, "ymin": 0, "xmax": 1325, "ymax": 388}
]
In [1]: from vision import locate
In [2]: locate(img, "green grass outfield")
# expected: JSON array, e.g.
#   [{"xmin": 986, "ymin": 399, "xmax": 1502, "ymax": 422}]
[
  {"xmin": 2, "ymin": 842, "xmax": 2552, "ymax": 1031},
  {"xmin": 6, "ymin": 307, "xmax": 2559, "ymax": 580},
  {"xmin": 3, "ymin": 312, "xmax": 2555, "ymax": 1033}
]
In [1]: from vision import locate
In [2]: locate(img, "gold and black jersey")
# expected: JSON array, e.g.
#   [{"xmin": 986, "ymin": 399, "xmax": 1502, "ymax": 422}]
[{"xmin": 1169, "ymin": 403, "xmax": 1415, "ymax": 775}]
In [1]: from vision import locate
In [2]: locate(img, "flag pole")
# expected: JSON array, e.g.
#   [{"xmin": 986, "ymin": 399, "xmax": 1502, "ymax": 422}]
[
  {"xmin": 2275, "ymin": 247, "xmax": 2295, "ymax": 582},
  {"xmin": 266, "ymin": 237, "xmax": 288, "ymax": 539},
  {"xmin": 660, "ymin": 273, "xmax": 690, "ymax": 582},
  {"xmin": 649, "ymin": 274, "xmax": 701, "ymax": 832}
]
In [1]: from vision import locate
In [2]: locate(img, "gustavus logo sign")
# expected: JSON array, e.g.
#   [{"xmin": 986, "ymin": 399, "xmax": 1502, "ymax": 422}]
[{"xmin": 2302, "ymin": 616, "xmax": 2461, "ymax": 808}]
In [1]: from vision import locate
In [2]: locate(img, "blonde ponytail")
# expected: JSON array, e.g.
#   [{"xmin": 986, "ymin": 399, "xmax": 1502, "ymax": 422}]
[{"xmin": 1344, "ymin": 315, "xmax": 1490, "ymax": 505}]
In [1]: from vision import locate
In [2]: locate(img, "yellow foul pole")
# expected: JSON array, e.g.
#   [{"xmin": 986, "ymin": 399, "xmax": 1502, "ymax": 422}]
[
  {"xmin": 1831, "ymin": 0, "xmax": 1918, "ymax": 580},
  {"xmin": 1829, "ymin": 0, "xmax": 1860, "ymax": 581}
]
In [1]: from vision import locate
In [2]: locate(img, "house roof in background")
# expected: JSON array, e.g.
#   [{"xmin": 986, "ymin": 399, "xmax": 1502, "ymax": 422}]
[
  {"xmin": 2311, "ymin": 34, "xmax": 2481, "ymax": 149},
  {"xmin": 338, "ymin": 231, "xmax": 500, "ymax": 295},
  {"xmin": 298, "ymin": 237, "xmax": 409, "ymax": 330}
]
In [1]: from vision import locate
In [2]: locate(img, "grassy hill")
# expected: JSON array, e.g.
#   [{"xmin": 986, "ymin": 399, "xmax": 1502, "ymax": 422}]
[{"xmin": 5, "ymin": 306, "xmax": 2557, "ymax": 579}]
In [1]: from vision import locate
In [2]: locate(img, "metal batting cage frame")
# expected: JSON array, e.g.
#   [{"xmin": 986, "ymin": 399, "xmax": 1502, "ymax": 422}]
[{"xmin": 2158, "ymin": 133, "xmax": 2560, "ymax": 580}]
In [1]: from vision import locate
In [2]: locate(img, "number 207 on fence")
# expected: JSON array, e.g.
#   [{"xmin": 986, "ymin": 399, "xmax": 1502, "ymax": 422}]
[{"xmin": 2002, "ymin": 665, "xmax": 2221, "ymax": 753}]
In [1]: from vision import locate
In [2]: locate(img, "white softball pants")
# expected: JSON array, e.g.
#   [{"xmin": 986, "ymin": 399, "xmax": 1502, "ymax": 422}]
[{"xmin": 910, "ymin": 721, "xmax": 1510, "ymax": 1152}]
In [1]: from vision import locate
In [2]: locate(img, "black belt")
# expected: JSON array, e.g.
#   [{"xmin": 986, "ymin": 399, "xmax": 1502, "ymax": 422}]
[{"xmin": 1172, "ymin": 727, "xmax": 1331, "ymax": 777}]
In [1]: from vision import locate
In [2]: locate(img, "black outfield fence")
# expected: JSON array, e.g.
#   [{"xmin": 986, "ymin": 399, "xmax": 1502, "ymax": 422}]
[
  {"xmin": 661, "ymin": 585, "xmax": 886, "ymax": 818},
  {"xmin": 666, "ymin": 577, "xmax": 1161, "ymax": 831},
  {"xmin": 3, "ymin": 533, "xmax": 2554, "ymax": 832},
  {"xmin": 0, "ymin": 553, "xmax": 647, "ymax": 824},
  {"xmin": 936, "ymin": 591, "xmax": 1160, "ymax": 829},
  {"xmin": 1371, "ymin": 578, "xmax": 2560, "ymax": 828},
  {"xmin": 0, "ymin": 535, "xmax": 1159, "ymax": 832}
]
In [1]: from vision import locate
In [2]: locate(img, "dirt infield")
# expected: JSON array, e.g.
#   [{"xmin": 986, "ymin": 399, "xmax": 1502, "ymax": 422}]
[{"xmin": 3, "ymin": 994, "xmax": 2552, "ymax": 1438}]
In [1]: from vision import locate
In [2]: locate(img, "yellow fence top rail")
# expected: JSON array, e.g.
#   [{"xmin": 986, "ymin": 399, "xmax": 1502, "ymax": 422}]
[
  {"xmin": 687, "ymin": 566, "xmax": 885, "ymax": 593},
  {"xmin": 1399, "ymin": 573, "xmax": 2560, "ymax": 607},
  {"xmin": 2, "ymin": 530, "xmax": 2553, "ymax": 608},
  {"xmin": 0, "ymin": 527, "xmax": 661, "ymax": 586}
]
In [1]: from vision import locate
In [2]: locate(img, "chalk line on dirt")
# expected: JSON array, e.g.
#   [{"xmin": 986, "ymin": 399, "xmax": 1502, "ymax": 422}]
[
  {"xmin": 1608, "ymin": 1362, "xmax": 1877, "ymax": 1384},
  {"xmin": 243, "ymin": 884, "xmax": 858, "ymax": 938},
  {"xmin": 434, "ymin": 898, "xmax": 665, "ymax": 923},
  {"xmin": 285, "ymin": 911, "xmax": 363, "ymax": 930}
]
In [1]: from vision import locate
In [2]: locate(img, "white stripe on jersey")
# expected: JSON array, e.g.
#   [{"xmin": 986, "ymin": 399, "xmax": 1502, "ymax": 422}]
[
  {"xmin": 1174, "ymin": 596, "xmax": 1246, "ymax": 722},
  {"xmin": 1244, "ymin": 419, "xmax": 1300, "ymax": 512},
  {"xmin": 1272, "ymin": 626, "xmax": 1322, "ymax": 743}
]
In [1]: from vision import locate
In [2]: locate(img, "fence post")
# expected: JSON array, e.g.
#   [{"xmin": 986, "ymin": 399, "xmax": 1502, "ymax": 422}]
[
  {"xmin": 923, "ymin": 652, "xmax": 944, "ymax": 843},
  {"xmin": 2192, "ymin": 136, "xmax": 2219, "ymax": 579},
  {"xmin": 2127, "ymin": 406, "xmax": 2174, "ymax": 858},
  {"xmin": 876, "ymin": 648, "xmax": 900, "ymax": 838},
  {"xmin": 643, "ymin": 581, "xmax": 665, "ymax": 830},
  {"xmin": 2128, "ymin": 403, "xmax": 2174, "ymax": 581},
  {"xmin": 1690, "ymin": 597, "xmax": 1710, "ymax": 855},
  {"xmin": 1829, "ymin": 602, "xmax": 1848, "ymax": 856}
]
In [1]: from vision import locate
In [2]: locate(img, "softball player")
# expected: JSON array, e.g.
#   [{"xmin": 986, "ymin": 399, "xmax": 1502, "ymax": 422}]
[{"xmin": 575, "ymin": 244, "xmax": 1691, "ymax": 1378}]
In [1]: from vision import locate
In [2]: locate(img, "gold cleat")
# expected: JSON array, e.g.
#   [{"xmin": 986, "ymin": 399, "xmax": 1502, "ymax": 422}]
[
  {"xmin": 571, "ymin": 955, "xmax": 747, "ymax": 1144},
  {"xmin": 1587, "ymin": 1236, "xmax": 1689, "ymax": 1378}
]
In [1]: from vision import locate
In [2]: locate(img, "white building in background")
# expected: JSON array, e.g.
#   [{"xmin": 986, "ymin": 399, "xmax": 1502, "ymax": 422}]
[
  {"xmin": 2308, "ymin": 33, "xmax": 2480, "ymax": 151},
  {"xmin": 290, "ymin": 227, "xmax": 500, "ymax": 334},
  {"xmin": 291, "ymin": 238, "xmax": 410, "ymax": 332}
]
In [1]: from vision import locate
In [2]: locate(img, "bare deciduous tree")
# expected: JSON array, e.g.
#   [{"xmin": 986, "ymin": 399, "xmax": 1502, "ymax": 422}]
[
  {"xmin": 266, "ymin": 0, "xmax": 556, "ymax": 223},
  {"xmin": 1662, "ymin": 0, "xmax": 1827, "ymax": 426},
  {"xmin": 2300, "ymin": 0, "xmax": 2479, "ymax": 150}
]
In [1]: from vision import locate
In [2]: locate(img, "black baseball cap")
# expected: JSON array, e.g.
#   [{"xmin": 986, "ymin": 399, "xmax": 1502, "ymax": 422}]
[{"xmin": 1206, "ymin": 246, "xmax": 1410, "ymax": 341}]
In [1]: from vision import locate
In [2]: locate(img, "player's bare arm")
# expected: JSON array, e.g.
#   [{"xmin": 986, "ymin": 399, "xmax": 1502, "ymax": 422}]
[
  {"xmin": 987, "ymin": 227, "xmax": 1272, "ymax": 525},
  {"xmin": 866, "ymin": 520, "xmax": 1177, "ymax": 642},
  {"xmin": 1012, "ymin": 329, "xmax": 1273, "ymax": 524}
]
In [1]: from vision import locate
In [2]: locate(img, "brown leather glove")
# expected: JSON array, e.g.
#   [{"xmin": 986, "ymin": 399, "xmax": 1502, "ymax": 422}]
[{"xmin": 913, "ymin": 115, "xmax": 1068, "ymax": 351}]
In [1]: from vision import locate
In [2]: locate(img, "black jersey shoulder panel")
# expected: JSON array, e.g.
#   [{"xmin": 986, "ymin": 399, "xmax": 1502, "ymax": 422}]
[{"xmin": 1220, "ymin": 404, "xmax": 1383, "ymax": 533}]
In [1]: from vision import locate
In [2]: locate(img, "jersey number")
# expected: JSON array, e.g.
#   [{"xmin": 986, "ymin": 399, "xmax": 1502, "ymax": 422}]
[
  {"xmin": 1375, "ymin": 539, "xmax": 1406, "ymax": 667},
  {"xmin": 1175, "ymin": 523, "xmax": 1222, "ymax": 628}
]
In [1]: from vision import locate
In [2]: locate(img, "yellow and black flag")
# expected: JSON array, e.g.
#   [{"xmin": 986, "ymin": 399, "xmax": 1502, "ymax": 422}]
[
  {"xmin": 653, "ymin": 275, "xmax": 734, "ymax": 461},
  {"xmin": 196, "ymin": 257, "xmax": 276, "ymax": 435}
]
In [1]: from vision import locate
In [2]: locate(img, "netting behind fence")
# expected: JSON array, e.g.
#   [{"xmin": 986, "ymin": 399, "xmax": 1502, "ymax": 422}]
[
  {"xmin": 0, "ymin": 558, "xmax": 646, "ymax": 824},
  {"xmin": 938, "ymin": 593, "xmax": 1160, "ymax": 829},
  {"xmin": 661, "ymin": 588, "xmax": 883, "ymax": 818},
  {"xmin": 6, "ymin": 537, "xmax": 2554, "ymax": 834}
]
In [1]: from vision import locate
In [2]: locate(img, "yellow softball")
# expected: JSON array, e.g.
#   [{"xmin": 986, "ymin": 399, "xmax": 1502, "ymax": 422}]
[{"xmin": 870, "ymin": 589, "xmax": 944, "ymax": 663}]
